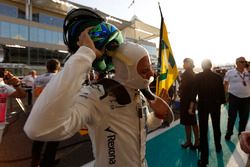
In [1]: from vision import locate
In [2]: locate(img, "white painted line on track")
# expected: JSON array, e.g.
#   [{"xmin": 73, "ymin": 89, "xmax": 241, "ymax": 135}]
[
  {"xmin": 147, "ymin": 119, "xmax": 180, "ymax": 141},
  {"xmin": 226, "ymin": 141, "xmax": 249, "ymax": 167}
]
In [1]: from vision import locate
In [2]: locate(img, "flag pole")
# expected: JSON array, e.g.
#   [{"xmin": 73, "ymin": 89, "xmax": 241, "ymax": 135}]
[
  {"xmin": 156, "ymin": 2, "xmax": 164, "ymax": 95},
  {"xmin": 158, "ymin": 2, "xmax": 163, "ymax": 74},
  {"xmin": 156, "ymin": 2, "xmax": 178, "ymax": 95}
]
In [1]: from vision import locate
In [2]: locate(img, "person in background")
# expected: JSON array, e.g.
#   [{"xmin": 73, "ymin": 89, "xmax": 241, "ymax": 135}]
[
  {"xmin": 22, "ymin": 70, "xmax": 37, "ymax": 106},
  {"xmin": 83, "ymin": 69, "xmax": 99, "ymax": 86},
  {"xmin": 247, "ymin": 61, "xmax": 250, "ymax": 72},
  {"xmin": 239, "ymin": 131, "xmax": 250, "ymax": 154},
  {"xmin": 30, "ymin": 59, "xmax": 61, "ymax": 167},
  {"xmin": 24, "ymin": 27, "xmax": 174, "ymax": 167},
  {"xmin": 224, "ymin": 57, "xmax": 250, "ymax": 140},
  {"xmin": 239, "ymin": 60, "xmax": 250, "ymax": 155},
  {"xmin": 0, "ymin": 68, "xmax": 26, "ymax": 142},
  {"xmin": 189, "ymin": 59, "xmax": 226, "ymax": 167},
  {"xmin": 179, "ymin": 58, "xmax": 199, "ymax": 149},
  {"xmin": 0, "ymin": 68, "xmax": 26, "ymax": 98},
  {"xmin": 33, "ymin": 60, "xmax": 60, "ymax": 101},
  {"xmin": 22, "ymin": 70, "xmax": 37, "ymax": 87}
]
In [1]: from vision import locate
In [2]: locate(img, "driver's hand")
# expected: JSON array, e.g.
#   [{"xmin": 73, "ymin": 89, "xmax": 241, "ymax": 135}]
[{"xmin": 77, "ymin": 27, "xmax": 104, "ymax": 58}]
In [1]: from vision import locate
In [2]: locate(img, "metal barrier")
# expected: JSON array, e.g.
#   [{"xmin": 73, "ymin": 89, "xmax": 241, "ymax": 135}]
[
  {"xmin": 15, "ymin": 98, "xmax": 26, "ymax": 113},
  {"xmin": 0, "ymin": 97, "xmax": 27, "ymax": 143}
]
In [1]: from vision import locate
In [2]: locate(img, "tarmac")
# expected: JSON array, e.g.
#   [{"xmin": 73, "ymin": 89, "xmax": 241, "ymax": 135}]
[
  {"xmin": 0, "ymin": 97, "xmax": 94, "ymax": 167},
  {"xmin": 0, "ymin": 97, "xmax": 249, "ymax": 167}
]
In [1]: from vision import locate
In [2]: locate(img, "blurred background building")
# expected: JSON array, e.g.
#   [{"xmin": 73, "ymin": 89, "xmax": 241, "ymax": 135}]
[{"xmin": 0, "ymin": 0, "xmax": 160, "ymax": 75}]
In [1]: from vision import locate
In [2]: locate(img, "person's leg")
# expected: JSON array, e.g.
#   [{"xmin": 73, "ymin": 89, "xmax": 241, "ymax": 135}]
[
  {"xmin": 192, "ymin": 124, "xmax": 199, "ymax": 147},
  {"xmin": 27, "ymin": 88, "xmax": 33, "ymax": 106},
  {"xmin": 210, "ymin": 104, "xmax": 222, "ymax": 152},
  {"xmin": 40, "ymin": 141, "xmax": 60, "ymax": 167},
  {"xmin": 31, "ymin": 141, "xmax": 44, "ymax": 167},
  {"xmin": 181, "ymin": 125, "xmax": 192, "ymax": 148},
  {"xmin": 198, "ymin": 107, "xmax": 209, "ymax": 164},
  {"xmin": 225, "ymin": 94, "xmax": 238, "ymax": 140},
  {"xmin": 238, "ymin": 97, "xmax": 250, "ymax": 135}
]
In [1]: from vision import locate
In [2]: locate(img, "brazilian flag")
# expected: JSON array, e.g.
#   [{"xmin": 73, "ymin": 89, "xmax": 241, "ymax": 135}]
[{"xmin": 156, "ymin": 8, "xmax": 178, "ymax": 95}]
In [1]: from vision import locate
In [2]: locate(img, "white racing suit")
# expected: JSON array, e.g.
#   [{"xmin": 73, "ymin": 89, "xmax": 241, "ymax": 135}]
[{"xmin": 24, "ymin": 46, "xmax": 162, "ymax": 167}]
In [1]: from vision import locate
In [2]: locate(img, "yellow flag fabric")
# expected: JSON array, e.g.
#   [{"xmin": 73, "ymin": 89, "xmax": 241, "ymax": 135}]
[{"xmin": 156, "ymin": 20, "xmax": 178, "ymax": 95}]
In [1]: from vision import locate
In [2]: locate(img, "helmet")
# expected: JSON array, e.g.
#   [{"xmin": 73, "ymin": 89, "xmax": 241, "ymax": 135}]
[
  {"xmin": 88, "ymin": 22, "xmax": 124, "ymax": 51},
  {"xmin": 63, "ymin": 8, "xmax": 104, "ymax": 54},
  {"xmin": 90, "ymin": 22, "xmax": 124, "ymax": 72},
  {"xmin": 63, "ymin": 8, "xmax": 124, "ymax": 73}
]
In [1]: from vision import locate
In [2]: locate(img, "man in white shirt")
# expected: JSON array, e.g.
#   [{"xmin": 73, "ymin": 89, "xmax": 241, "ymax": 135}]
[
  {"xmin": 22, "ymin": 70, "xmax": 37, "ymax": 106},
  {"xmin": 224, "ymin": 57, "xmax": 250, "ymax": 140},
  {"xmin": 22, "ymin": 70, "xmax": 37, "ymax": 87}
]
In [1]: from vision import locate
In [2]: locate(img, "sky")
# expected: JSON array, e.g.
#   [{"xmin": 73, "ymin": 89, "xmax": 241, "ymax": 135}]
[{"xmin": 69, "ymin": 0, "xmax": 250, "ymax": 68}]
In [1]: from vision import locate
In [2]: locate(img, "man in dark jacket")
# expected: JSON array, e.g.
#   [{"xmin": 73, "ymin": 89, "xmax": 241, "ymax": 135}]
[{"xmin": 189, "ymin": 59, "xmax": 226, "ymax": 167}]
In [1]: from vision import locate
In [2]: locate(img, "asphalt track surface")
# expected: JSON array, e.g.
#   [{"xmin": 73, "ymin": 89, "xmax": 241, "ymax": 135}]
[{"xmin": 0, "ymin": 100, "xmax": 249, "ymax": 167}]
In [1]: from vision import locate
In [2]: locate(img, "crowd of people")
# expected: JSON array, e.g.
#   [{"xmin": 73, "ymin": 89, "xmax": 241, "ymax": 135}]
[
  {"xmin": 1, "ymin": 7, "xmax": 249, "ymax": 167},
  {"xmin": 177, "ymin": 57, "xmax": 250, "ymax": 167},
  {"xmin": 180, "ymin": 58, "xmax": 226, "ymax": 166}
]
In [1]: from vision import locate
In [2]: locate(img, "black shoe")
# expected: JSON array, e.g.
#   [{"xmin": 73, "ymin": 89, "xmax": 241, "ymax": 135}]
[
  {"xmin": 225, "ymin": 133, "xmax": 231, "ymax": 141},
  {"xmin": 181, "ymin": 142, "xmax": 192, "ymax": 149},
  {"xmin": 197, "ymin": 160, "xmax": 208, "ymax": 167},
  {"xmin": 53, "ymin": 159, "xmax": 61, "ymax": 166},
  {"xmin": 216, "ymin": 144, "xmax": 222, "ymax": 152},
  {"xmin": 40, "ymin": 159, "xmax": 60, "ymax": 167},
  {"xmin": 190, "ymin": 144, "xmax": 200, "ymax": 150}
]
